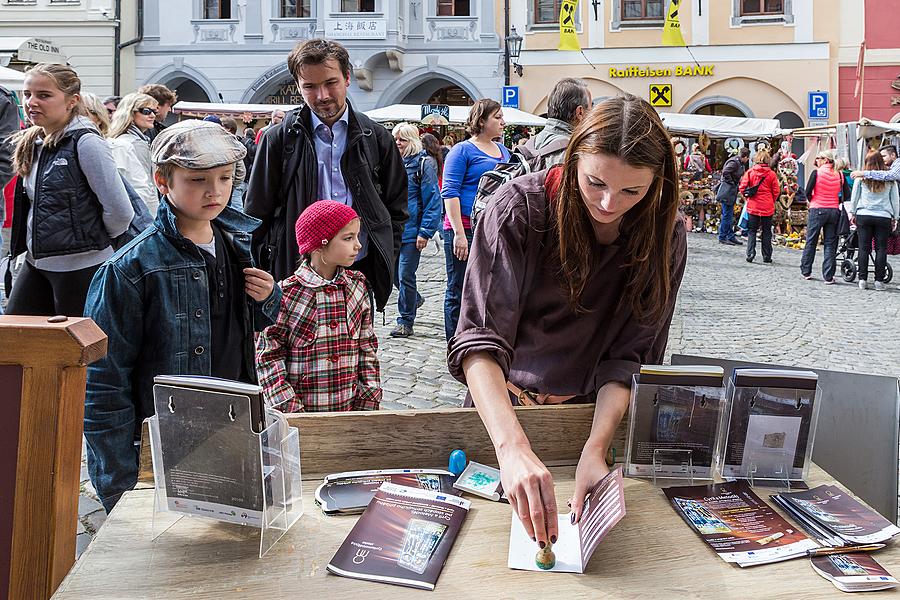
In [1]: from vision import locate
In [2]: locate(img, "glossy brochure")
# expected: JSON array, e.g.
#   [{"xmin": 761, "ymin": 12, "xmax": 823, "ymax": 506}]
[
  {"xmin": 665, "ymin": 480, "xmax": 818, "ymax": 567},
  {"xmin": 326, "ymin": 483, "xmax": 470, "ymax": 591},
  {"xmin": 811, "ymin": 553, "xmax": 898, "ymax": 593},
  {"xmin": 315, "ymin": 468, "xmax": 456, "ymax": 514}
]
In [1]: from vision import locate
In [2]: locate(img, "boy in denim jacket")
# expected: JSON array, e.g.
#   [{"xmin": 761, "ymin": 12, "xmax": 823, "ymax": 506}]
[{"xmin": 84, "ymin": 120, "xmax": 281, "ymax": 512}]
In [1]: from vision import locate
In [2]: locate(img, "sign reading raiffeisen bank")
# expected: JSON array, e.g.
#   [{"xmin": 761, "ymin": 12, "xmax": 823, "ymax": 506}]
[{"xmin": 609, "ymin": 65, "xmax": 714, "ymax": 78}]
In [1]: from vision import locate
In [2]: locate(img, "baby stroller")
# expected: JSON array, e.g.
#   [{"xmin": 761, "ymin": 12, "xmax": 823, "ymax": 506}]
[{"xmin": 838, "ymin": 229, "xmax": 895, "ymax": 283}]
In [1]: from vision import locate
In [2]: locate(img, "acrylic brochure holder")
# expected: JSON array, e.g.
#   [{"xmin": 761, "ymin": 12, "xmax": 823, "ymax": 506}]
[
  {"xmin": 717, "ymin": 368, "xmax": 821, "ymax": 488},
  {"xmin": 625, "ymin": 365, "xmax": 726, "ymax": 484},
  {"xmin": 147, "ymin": 377, "xmax": 303, "ymax": 558}
]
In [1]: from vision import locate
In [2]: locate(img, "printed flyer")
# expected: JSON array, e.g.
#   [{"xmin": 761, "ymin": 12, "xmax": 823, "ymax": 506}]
[
  {"xmin": 811, "ymin": 553, "xmax": 898, "ymax": 592},
  {"xmin": 776, "ymin": 485, "xmax": 900, "ymax": 545},
  {"xmin": 665, "ymin": 480, "xmax": 818, "ymax": 567},
  {"xmin": 327, "ymin": 483, "xmax": 470, "ymax": 590},
  {"xmin": 315, "ymin": 469, "xmax": 457, "ymax": 514}
]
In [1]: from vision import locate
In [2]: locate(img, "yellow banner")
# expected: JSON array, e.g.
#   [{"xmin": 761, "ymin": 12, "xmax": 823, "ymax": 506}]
[
  {"xmin": 558, "ymin": 0, "xmax": 580, "ymax": 51},
  {"xmin": 662, "ymin": 0, "xmax": 686, "ymax": 47}
]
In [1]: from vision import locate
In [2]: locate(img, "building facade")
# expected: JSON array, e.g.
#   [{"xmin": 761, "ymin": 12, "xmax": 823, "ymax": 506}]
[
  {"xmin": 510, "ymin": 0, "xmax": 842, "ymax": 134},
  {"xmin": 0, "ymin": 0, "xmax": 130, "ymax": 97},
  {"xmin": 837, "ymin": 0, "xmax": 900, "ymax": 123},
  {"xmin": 135, "ymin": 0, "xmax": 504, "ymax": 111}
]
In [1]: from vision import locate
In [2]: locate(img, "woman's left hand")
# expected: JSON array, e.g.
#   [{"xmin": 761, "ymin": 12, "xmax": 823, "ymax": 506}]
[
  {"xmin": 244, "ymin": 267, "xmax": 275, "ymax": 302},
  {"xmin": 568, "ymin": 443, "xmax": 611, "ymax": 524}
]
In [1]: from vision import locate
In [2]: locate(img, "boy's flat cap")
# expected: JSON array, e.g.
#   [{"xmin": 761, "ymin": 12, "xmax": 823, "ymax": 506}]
[{"xmin": 151, "ymin": 119, "xmax": 246, "ymax": 169}]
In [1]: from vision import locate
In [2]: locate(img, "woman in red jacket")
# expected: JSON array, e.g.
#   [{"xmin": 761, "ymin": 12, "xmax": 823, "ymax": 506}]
[
  {"xmin": 739, "ymin": 149, "xmax": 780, "ymax": 263},
  {"xmin": 800, "ymin": 149, "xmax": 850, "ymax": 284}
]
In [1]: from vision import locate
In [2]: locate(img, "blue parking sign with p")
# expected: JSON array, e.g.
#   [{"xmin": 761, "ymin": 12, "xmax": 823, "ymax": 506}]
[
  {"xmin": 502, "ymin": 86, "xmax": 519, "ymax": 109},
  {"xmin": 808, "ymin": 91, "xmax": 829, "ymax": 120}
]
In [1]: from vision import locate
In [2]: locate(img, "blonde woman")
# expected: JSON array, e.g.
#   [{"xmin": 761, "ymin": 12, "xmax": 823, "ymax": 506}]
[
  {"xmin": 81, "ymin": 92, "xmax": 110, "ymax": 136},
  {"xmin": 390, "ymin": 122, "xmax": 441, "ymax": 338},
  {"xmin": 108, "ymin": 92, "xmax": 159, "ymax": 215},
  {"xmin": 6, "ymin": 63, "xmax": 132, "ymax": 316}
]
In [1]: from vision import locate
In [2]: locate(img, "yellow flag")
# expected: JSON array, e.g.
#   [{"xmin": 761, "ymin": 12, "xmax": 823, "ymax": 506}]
[
  {"xmin": 558, "ymin": 0, "xmax": 580, "ymax": 51},
  {"xmin": 662, "ymin": 0, "xmax": 687, "ymax": 47}
]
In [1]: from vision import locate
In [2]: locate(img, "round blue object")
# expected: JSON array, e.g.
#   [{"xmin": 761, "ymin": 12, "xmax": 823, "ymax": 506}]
[{"xmin": 448, "ymin": 449, "xmax": 467, "ymax": 475}]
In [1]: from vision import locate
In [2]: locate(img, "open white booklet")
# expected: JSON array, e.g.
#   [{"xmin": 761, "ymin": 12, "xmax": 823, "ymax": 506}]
[{"xmin": 508, "ymin": 467, "xmax": 625, "ymax": 573}]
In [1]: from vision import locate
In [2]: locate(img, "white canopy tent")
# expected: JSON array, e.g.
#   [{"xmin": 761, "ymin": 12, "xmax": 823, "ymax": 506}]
[
  {"xmin": 0, "ymin": 65, "xmax": 25, "ymax": 91},
  {"xmin": 658, "ymin": 112, "xmax": 784, "ymax": 139},
  {"xmin": 365, "ymin": 104, "xmax": 547, "ymax": 127}
]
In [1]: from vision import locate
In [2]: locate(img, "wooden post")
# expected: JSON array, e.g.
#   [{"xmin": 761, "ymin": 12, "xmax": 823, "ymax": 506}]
[{"xmin": 0, "ymin": 316, "xmax": 107, "ymax": 600}]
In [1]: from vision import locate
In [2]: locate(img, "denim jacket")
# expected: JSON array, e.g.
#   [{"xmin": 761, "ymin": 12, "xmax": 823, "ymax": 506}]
[
  {"xmin": 83, "ymin": 198, "xmax": 281, "ymax": 511},
  {"xmin": 401, "ymin": 151, "xmax": 442, "ymax": 244}
]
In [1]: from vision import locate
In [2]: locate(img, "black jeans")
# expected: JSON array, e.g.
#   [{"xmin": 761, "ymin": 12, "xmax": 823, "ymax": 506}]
[
  {"xmin": 5, "ymin": 261, "xmax": 100, "ymax": 317},
  {"xmin": 856, "ymin": 214, "xmax": 893, "ymax": 282},
  {"xmin": 800, "ymin": 208, "xmax": 841, "ymax": 280},
  {"xmin": 746, "ymin": 214, "xmax": 773, "ymax": 261}
]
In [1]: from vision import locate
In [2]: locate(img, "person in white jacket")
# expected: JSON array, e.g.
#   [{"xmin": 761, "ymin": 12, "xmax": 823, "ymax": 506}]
[{"xmin": 107, "ymin": 92, "xmax": 159, "ymax": 215}]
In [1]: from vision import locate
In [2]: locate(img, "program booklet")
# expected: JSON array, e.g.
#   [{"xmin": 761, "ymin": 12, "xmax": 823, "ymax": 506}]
[
  {"xmin": 315, "ymin": 469, "xmax": 457, "ymax": 514},
  {"xmin": 665, "ymin": 480, "xmax": 818, "ymax": 567},
  {"xmin": 811, "ymin": 553, "xmax": 898, "ymax": 593},
  {"xmin": 722, "ymin": 369, "xmax": 819, "ymax": 481},
  {"xmin": 773, "ymin": 485, "xmax": 900, "ymax": 545},
  {"xmin": 507, "ymin": 467, "xmax": 626, "ymax": 573},
  {"xmin": 327, "ymin": 483, "xmax": 470, "ymax": 591},
  {"xmin": 626, "ymin": 365, "xmax": 725, "ymax": 479}
]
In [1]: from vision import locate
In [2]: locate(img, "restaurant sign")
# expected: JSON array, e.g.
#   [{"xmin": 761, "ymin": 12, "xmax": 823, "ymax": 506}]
[{"xmin": 609, "ymin": 64, "xmax": 714, "ymax": 78}]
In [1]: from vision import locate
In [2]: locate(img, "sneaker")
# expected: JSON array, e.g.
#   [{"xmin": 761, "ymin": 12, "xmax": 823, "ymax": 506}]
[
  {"xmin": 824, "ymin": 279, "xmax": 836, "ymax": 285},
  {"xmin": 803, "ymin": 274, "xmax": 813, "ymax": 280},
  {"xmin": 730, "ymin": 238, "xmax": 744, "ymax": 245},
  {"xmin": 859, "ymin": 280, "xmax": 868, "ymax": 290},
  {"xmin": 390, "ymin": 323, "xmax": 413, "ymax": 337},
  {"xmin": 746, "ymin": 256, "xmax": 754, "ymax": 263},
  {"xmin": 763, "ymin": 258, "xmax": 773, "ymax": 264},
  {"xmin": 875, "ymin": 281, "xmax": 886, "ymax": 291}
]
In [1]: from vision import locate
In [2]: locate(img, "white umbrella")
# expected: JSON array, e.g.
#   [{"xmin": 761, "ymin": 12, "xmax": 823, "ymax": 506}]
[
  {"xmin": 0, "ymin": 65, "xmax": 26, "ymax": 91},
  {"xmin": 365, "ymin": 104, "xmax": 547, "ymax": 127}
]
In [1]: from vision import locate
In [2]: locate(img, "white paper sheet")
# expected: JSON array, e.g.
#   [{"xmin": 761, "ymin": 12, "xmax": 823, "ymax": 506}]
[{"xmin": 507, "ymin": 513, "xmax": 583, "ymax": 573}]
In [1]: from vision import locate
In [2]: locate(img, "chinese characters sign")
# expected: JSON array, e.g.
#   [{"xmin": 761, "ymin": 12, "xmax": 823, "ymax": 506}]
[{"xmin": 325, "ymin": 19, "xmax": 387, "ymax": 40}]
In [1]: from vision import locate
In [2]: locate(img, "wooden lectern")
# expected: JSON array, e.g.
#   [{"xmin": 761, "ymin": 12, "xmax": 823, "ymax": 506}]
[{"xmin": 0, "ymin": 316, "xmax": 107, "ymax": 600}]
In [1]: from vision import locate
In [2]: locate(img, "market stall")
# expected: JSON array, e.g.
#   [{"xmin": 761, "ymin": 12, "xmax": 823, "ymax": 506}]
[
  {"xmin": 171, "ymin": 101, "xmax": 300, "ymax": 129},
  {"xmin": 364, "ymin": 103, "xmax": 547, "ymax": 127},
  {"xmin": 660, "ymin": 113, "xmax": 787, "ymax": 235}
]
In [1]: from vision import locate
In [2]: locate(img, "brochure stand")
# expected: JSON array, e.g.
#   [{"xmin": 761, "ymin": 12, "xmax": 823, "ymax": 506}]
[
  {"xmin": 717, "ymin": 368, "xmax": 821, "ymax": 487},
  {"xmin": 147, "ymin": 380, "xmax": 302, "ymax": 558},
  {"xmin": 625, "ymin": 366, "xmax": 726, "ymax": 482}
]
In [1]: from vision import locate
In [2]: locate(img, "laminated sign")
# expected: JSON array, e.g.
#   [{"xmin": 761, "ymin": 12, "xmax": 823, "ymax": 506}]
[{"xmin": 558, "ymin": 0, "xmax": 580, "ymax": 51}]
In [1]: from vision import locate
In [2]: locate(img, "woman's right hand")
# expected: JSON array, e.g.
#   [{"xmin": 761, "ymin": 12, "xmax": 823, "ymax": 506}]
[
  {"xmin": 850, "ymin": 215, "xmax": 856, "ymax": 226},
  {"xmin": 452, "ymin": 230, "xmax": 469, "ymax": 261},
  {"xmin": 498, "ymin": 443, "xmax": 558, "ymax": 547}
]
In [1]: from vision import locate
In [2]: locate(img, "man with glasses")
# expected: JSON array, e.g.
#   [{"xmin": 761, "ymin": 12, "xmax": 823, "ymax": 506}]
[{"xmin": 103, "ymin": 95, "xmax": 121, "ymax": 117}]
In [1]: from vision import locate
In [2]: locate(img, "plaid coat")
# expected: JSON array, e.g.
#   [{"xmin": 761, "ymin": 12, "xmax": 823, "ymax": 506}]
[{"xmin": 256, "ymin": 261, "xmax": 381, "ymax": 412}]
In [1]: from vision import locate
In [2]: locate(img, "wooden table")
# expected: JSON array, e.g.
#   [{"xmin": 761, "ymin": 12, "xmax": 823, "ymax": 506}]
[{"xmin": 54, "ymin": 406, "xmax": 900, "ymax": 599}]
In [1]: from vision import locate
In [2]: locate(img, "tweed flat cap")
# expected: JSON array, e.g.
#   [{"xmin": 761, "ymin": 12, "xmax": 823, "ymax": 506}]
[{"xmin": 151, "ymin": 119, "xmax": 246, "ymax": 169}]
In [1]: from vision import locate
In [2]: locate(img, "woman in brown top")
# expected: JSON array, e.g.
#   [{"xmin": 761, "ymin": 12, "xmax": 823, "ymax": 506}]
[{"xmin": 447, "ymin": 95, "xmax": 687, "ymax": 549}]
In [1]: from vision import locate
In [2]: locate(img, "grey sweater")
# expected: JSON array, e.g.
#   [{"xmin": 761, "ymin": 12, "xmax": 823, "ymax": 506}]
[
  {"xmin": 25, "ymin": 116, "xmax": 134, "ymax": 272},
  {"xmin": 848, "ymin": 179, "xmax": 900, "ymax": 220}
]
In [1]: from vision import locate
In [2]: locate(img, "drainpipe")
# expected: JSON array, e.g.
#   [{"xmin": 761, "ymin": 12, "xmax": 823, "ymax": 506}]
[
  {"xmin": 115, "ymin": 0, "xmax": 144, "ymax": 95},
  {"xmin": 503, "ymin": 0, "xmax": 510, "ymax": 86}
]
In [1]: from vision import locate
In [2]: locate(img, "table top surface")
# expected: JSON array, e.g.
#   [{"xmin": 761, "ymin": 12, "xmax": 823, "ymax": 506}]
[{"xmin": 52, "ymin": 464, "xmax": 900, "ymax": 599}]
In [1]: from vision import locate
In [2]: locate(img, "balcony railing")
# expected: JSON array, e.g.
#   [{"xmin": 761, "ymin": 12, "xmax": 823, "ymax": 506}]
[
  {"xmin": 191, "ymin": 19, "xmax": 239, "ymax": 43},
  {"xmin": 424, "ymin": 15, "xmax": 479, "ymax": 42},
  {"xmin": 270, "ymin": 18, "xmax": 318, "ymax": 43}
]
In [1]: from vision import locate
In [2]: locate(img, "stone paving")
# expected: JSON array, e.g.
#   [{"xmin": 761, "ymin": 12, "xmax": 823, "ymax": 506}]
[{"xmin": 71, "ymin": 232, "xmax": 900, "ymax": 555}]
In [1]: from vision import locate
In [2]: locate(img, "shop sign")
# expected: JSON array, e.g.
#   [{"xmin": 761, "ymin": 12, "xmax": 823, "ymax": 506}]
[
  {"xmin": 324, "ymin": 19, "xmax": 387, "ymax": 40},
  {"xmin": 649, "ymin": 83, "xmax": 672, "ymax": 107},
  {"xmin": 266, "ymin": 81, "xmax": 304, "ymax": 106},
  {"xmin": 421, "ymin": 104, "xmax": 450, "ymax": 126},
  {"xmin": 608, "ymin": 64, "xmax": 714, "ymax": 78},
  {"xmin": 16, "ymin": 38, "xmax": 66, "ymax": 64}
]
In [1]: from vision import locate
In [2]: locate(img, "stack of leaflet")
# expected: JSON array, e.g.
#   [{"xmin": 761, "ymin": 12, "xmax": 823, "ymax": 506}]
[
  {"xmin": 771, "ymin": 485, "xmax": 900, "ymax": 547},
  {"xmin": 811, "ymin": 554, "xmax": 898, "ymax": 593}
]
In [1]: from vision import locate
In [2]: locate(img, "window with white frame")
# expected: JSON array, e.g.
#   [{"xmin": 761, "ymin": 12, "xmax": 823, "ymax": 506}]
[
  {"xmin": 437, "ymin": 0, "xmax": 470, "ymax": 16},
  {"xmin": 281, "ymin": 0, "xmax": 311, "ymax": 17},
  {"xmin": 529, "ymin": 0, "xmax": 581, "ymax": 29},
  {"xmin": 204, "ymin": 0, "xmax": 231, "ymax": 18},
  {"xmin": 340, "ymin": 0, "xmax": 375, "ymax": 11},
  {"xmin": 611, "ymin": 0, "xmax": 664, "ymax": 29},
  {"xmin": 732, "ymin": 0, "xmax": 793, "ymax": 25}
]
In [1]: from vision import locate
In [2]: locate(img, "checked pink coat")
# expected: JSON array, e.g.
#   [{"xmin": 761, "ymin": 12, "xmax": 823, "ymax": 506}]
[{"xmin": 256, "ymin": 261, "xmax": 381, "ymax": 412}]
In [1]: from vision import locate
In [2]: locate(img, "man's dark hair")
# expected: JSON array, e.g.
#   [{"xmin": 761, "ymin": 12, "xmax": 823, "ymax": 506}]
[
  {"xmin": 879, "ymin": 144, "xmax": 898, "ymax": 157},
  {"xmin": 739, "ymin": 148, "xmax": 751, "ymax": 159},
  {"xmin": 102, "ymin": 95, "xmax": 121, "ymax": 107},
  {"xmin": 546, "ymin": 78, "xmax": 591, "ymax": 124},
  {"xmin": 287, "ymin": 39, "xmax": 351, "ymax": 81},
  {"xmin": 220, "ymin": 117, "xmax": 239, "ymax": 135},
  {"xmin": 137, "ymin": 84, "xmax": 177, "ymax": 107}
]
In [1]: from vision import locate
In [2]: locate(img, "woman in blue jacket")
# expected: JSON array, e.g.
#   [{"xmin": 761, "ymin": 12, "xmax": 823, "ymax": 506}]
[{"xmin": 390, "ymin": 122, "xmax": 442, "ymax": 337}]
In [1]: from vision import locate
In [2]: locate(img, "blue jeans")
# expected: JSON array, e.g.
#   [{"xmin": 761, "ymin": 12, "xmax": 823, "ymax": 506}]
[
  {"xmin": 800, "ymin": 208, "xmax": 840, "ymax": 280},
  {"xmin": 718, "ymin": 201, "xmax": 737, "ymax": 242},
  {"xmin": 395, "ymin": 242, "xmax": 423, "ymax": 327},
  {"xmin": 443, "ymin": 228, "xmax": 474, "ymax": 341},
  {"xmin": 229, "ymin": 181, "xmax": 246, "ymax": 212}
]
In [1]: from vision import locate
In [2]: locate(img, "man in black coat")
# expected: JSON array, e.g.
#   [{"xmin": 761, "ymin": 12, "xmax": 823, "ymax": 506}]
[
  {"xmin": 245, "ymin": 39, "xmax": 407, "ymax": 312},
  {"xmin": 716, "ymin": 147, "xmax": 750, "ymax": 245}
]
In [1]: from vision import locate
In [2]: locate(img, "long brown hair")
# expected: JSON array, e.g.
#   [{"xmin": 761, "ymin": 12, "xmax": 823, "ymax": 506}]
[
  {"xmin": 554, "ymin": 94, "xmax": 680, "ymax": 323},
  {"xmin": 863, "ymin": 150, "xmax": 887, "ymax": 194},
  {"xmin": 13, "ymin": 63, "xmax": 87, "ymax": 177}
]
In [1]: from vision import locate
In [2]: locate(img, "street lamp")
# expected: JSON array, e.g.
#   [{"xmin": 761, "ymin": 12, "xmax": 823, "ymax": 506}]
[{"xmin": 506, "ymin": 26, "xmax": 523, "ymax": 78}]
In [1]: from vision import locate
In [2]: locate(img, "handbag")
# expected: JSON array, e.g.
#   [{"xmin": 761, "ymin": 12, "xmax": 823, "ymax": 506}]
[{"xmin": 738, "ymin": 203, "xmax": 750, "ymax": 230}]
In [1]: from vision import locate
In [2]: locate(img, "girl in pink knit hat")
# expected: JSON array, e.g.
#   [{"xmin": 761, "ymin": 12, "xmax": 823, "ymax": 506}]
[{"xmin": 255, "ymin": 200, "xmax": 382, "ymax": 412}]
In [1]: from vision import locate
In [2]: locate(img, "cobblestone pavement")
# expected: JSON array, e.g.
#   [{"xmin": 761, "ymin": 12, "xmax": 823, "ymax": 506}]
[{"xmin": 75, "ymin": 232, "xmax": 900, "ymax": 554}]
